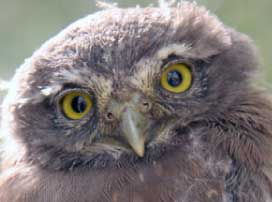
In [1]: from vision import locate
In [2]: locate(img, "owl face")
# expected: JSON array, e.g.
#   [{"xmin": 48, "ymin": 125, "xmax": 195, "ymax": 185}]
[{"xmin": 2, "ymin": 3, "xmax": 258, "ymax": 170}]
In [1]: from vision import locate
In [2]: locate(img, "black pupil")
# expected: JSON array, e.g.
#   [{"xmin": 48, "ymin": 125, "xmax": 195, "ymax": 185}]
[
  {"xmin": 71, "ymin": 96, "xmax": 87, "ymax": 113},
  {"xmin": 167, "ymin": 70, "xmax": 183, "ymax": 87}
]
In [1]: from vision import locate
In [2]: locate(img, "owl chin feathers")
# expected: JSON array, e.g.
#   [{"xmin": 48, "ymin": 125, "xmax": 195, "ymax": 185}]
[{"xmin": 25, "ymin": 119, "xmax": 205, "ymax": 171}]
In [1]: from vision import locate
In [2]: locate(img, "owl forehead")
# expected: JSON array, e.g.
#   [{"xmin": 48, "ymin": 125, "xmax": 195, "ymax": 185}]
[
  {"xmin": 35, "ymin": 4, "xmax": 231, "ymax": 72},
  {"xmin": 12, "ymin": 4, "xmax": 232, "ymax": 105},
  {"xmin": 73, "ymin": 5, "xmax": 230, "ymax": 69}
]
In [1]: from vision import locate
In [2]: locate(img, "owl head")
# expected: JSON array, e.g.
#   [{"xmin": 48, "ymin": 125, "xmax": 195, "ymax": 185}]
[{"xmin": 1, "ymin": 2, "xmax": 263, "ymax": 171}]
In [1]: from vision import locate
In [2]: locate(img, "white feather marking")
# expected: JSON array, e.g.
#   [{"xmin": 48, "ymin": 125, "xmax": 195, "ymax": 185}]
[
  {"xmin": 40, "ymin": 85, "xmax": 62, "ymax": 97},
  {"xmin": 156, "ymin": 43, "xmax": 192, "ymax": 60},
  {"xmin": 96, "ymin": 1, "xmax": 118, "ymax": 9}
]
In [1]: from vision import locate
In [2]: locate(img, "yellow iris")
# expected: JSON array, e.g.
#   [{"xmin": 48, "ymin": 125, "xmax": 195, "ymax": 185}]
[
  {"xmin": 160, "ymin": 63, "xmax": 192, "ymax": 93},
  {"xmin": 61, "ymin": 92, "xmax": 93, "ymax": 120}
]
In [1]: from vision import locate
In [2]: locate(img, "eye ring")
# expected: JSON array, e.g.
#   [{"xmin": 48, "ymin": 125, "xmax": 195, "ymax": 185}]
[
  {"xmin": 160, "ymin": 63, "xmax": 192, "ymax": 93},
  {"xmin": 60, "ymin": 91, "xmax": 93, "ymax": 120}
]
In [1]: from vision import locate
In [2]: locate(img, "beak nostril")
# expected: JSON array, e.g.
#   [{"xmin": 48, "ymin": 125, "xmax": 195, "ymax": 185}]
[
  {"xmin": 143, "ymin": 102, "xmax": 149, "ymax": 106},
  {"xmin": 106, "ymin": 112, "xmax": 114, "ymax": 121},
  {"xmin": 142, "ymin": 101, "xmax": 151, "ymax": 111}
]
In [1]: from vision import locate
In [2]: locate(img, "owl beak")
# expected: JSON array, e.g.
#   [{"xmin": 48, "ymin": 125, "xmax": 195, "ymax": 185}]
[{"xmin": 121, "ymin": 106, "xmax": 146, "ymax": 157}]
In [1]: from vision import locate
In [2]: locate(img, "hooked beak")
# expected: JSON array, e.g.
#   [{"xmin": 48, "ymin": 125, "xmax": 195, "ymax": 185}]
[{"xmin": 120, "ymin": 106, "xmax": 147, "ymax": 157}]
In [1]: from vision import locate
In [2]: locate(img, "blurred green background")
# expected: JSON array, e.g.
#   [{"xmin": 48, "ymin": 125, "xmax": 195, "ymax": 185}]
[{"xmin": 0, "ymin": 0, "xmax": 271, "ymax": 83}]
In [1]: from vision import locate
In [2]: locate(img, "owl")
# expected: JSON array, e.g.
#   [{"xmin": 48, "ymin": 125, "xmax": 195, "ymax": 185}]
[{"xmin": 0, "ymin": 2, "xmax": 272, "ymax": 202}]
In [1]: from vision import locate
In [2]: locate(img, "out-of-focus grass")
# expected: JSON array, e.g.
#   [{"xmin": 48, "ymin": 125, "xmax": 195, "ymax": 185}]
[{"xmin": 0, "ymin": 0, "xmax": 271, "ymax": 81}]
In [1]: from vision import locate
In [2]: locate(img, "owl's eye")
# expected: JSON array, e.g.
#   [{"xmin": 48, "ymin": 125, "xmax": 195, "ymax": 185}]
[
  {"xmin": 60, "ymin": 92, "xmax": 93, "ymax": 120},
  {"xmin": 160, "ymin": 63, "xmax": 192, "ymax": 93}
]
